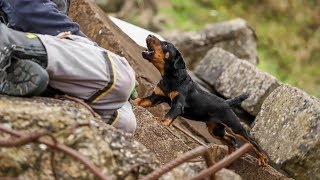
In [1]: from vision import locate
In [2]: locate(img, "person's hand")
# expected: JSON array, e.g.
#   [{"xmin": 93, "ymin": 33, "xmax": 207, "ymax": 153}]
[
  {"xmin": 129, "ymin": 80, "xmax": 139, "ymax": 100},
  {"xmin": 56, "ymin": 31, "xmax": 72, "ymax": 39}
]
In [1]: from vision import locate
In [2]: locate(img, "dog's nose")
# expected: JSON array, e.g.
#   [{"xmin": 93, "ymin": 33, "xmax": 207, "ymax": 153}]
[{"xmin": 148, "ymin": 34, "xmax": 154, "ymax": 38}]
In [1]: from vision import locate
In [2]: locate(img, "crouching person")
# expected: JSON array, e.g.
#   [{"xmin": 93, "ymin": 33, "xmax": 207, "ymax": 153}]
[{"xmin": 0, "ymin": 23, "xmax": 137, "ymax": 133}]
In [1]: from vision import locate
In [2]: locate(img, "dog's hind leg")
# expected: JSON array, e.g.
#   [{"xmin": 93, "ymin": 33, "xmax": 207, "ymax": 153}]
[
  {"xmin": 206, "ymin": 121, "xmax": 236, "ymax": 154},
  {"xmin": 225, "ymin": 126, "xmax": 268, "ymax": 166},
  {"xmin": 221, "ymin": 110, "xmax": 268, "ymax": 166}
]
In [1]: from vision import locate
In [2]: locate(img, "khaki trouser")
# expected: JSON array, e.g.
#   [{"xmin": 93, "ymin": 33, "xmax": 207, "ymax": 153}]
[{"xmin": 0, "ymin": 23, "xmax": 137, "ymax": 133}]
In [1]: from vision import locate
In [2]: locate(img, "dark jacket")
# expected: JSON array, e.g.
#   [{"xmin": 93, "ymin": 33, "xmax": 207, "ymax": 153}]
[{"xmin": 0, "ymin": 0, "xmax": 86, "ymax": 37}]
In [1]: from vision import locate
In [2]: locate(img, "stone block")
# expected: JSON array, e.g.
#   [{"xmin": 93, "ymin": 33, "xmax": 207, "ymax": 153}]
[
  {"xmin": 194, "ymin": 48, "xmax": 236, "ymax": 86},
  {"xmin": 164, "ymin": 18, "xmax": 258, "ymax": 68},
  {"xmin": 195, "ymin": 48, "xmax": 279, "ymax": 115},
  {"xmin": 251, "ymin": 84, "xmax": 320, "ymax": 179}
]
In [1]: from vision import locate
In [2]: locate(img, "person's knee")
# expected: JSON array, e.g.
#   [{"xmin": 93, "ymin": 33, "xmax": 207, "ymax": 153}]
[
  {"xmin": 113, "ymin": 101, "xmax": 137, "ymax": 134},
  {"xmin": 113, "ymin": 111, "xmax": 137, "ymax": 134}
]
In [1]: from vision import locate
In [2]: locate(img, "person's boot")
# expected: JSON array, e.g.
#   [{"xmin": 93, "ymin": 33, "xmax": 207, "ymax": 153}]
[{"xmin": 0, "ymin": 23, "xmax": 49, "ymax": 96}]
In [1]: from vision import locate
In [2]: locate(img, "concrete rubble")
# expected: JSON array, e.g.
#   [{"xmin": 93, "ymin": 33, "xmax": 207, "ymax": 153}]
[
  {"xmin": 195, "ymin": 48, "xmax": 280, "ymax": 115},
  {"xmin": 251, "ymin": 84, "xmax": 320, "ymax": 179},
  {"xmin": 0, "ymin": 96, "xmax": 160, "ymax": 179}
]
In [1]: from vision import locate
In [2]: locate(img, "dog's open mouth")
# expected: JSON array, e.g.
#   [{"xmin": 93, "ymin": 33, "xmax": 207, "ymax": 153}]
[{"xmin": 142, "ymin": 41, "xmax": 154, "ymax": 61}]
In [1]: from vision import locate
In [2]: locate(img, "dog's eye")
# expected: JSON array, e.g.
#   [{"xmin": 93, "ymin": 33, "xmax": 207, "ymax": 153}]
[{"xmin": 164, "ymin": 43, "xmax": 168, "ymax": 47}]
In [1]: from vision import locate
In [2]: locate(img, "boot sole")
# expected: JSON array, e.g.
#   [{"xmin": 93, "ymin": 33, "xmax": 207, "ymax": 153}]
[{"xmin": 0, "ymin": 60, "xmax": 49, "ymax": 96}]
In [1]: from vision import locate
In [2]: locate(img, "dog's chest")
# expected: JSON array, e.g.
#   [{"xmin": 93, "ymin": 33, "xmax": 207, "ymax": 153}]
[{"xmin": 159, "ymin": 79, "xmax": 180, "ymax": 96}]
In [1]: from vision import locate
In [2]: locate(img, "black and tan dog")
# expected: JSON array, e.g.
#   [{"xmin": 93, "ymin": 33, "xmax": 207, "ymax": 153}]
[{"xmin": 134, "ymin": 34, "xmax": 268, "ymax": 166}]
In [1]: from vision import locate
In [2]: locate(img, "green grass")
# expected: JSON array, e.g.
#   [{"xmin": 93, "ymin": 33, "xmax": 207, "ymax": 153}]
[{"xmin": 158, "ymin": 0, "xmax": 320, "ymax": 97}]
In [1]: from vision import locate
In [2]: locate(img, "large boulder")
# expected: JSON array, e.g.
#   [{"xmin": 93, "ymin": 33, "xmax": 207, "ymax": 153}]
[
  {"xmin": 251, "ymin": 84, "xmax": 320, "ymax": 179},
  {"xmin": 195, "ymin": 48, "xmax": 280, "ymax": 116},
  {"xmin": 163, "ymin": 18, "xmax": 258, "ymax": 68},
  {"xmin": 0, "ymin": 96, "xmax": 159, "ymax": 179}
]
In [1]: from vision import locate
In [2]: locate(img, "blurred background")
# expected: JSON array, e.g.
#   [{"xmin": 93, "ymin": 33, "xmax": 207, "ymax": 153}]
[{"xmin": 96, "ymin": 0, "xmax": 320, "ymax": 97}]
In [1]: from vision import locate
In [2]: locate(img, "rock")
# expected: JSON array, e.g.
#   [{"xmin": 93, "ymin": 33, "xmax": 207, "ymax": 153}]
[
  {"xmin": 173, "ymin": 161, "xmax": 243, "ymax": 180},
  {"xmin": 195, "ymin": 48, "xmax": 280, "ymax": 116},
  {"xmin": 165, "ymin": 161, "xmax": 243, "ymax": 180},
  {"xmin": 215, "ymin": 169, "xmax": 242, "ymax": 180},
  {"xmin": 251, "ymin": 84, "xmax": 320, "ymax": 179},
  {"xmin": 70, "ymin": 0, "xmax": 161, "ymax": 86},
  {"xmin": 215, "ymin": 59, "xmax": 279, "ymax": 116},
  {"xmin": 194, "ymin": 48, "xmax": 236, "ymax": 86},
  {"xmin": 163, "ymin": 18, "xmax": 258, "ymax": 68},
  {"xmin": 133, "ymin": 105, "xmax": 192, "ymax": 163},
  {"xmin": 0, "ymin": 96, "xmax": 159, "ymax": 179},
  {"xmin": 188, "ymin": 70, "xmax": 216, "ymax": 93}
]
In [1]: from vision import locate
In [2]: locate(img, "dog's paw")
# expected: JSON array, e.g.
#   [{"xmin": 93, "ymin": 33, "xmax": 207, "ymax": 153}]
[
  {"xmin": 162, "ymin": 117, "xmax": 173, "ymax": 127},
  {"xmin": 56, "ymin": 31, "xmax": 71, "ymax": 39},
  {"xmin": 133, "ymin": 98, "xmax": 152, "ymax": 107},
  {"xmin": 258, "ymin": 154, "xmax": 268, "ymax": 167},
  {"xmin": 133, "ymin": 98, "xmax": 143, "ymax": 105}
]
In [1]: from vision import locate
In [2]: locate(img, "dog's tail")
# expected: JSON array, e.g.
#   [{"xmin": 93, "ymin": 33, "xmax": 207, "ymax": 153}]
[{"xmin": 226, "ymin": 93, "xmax": 249, "ymax": 107}]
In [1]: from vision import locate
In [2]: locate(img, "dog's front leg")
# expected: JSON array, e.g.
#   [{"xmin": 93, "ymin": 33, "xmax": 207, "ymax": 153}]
[
  {"xmin": 134, "ymin": 86, "xmax": 168, "ymax": 107},
  {"xmin": 163, "ymin": 92, "xmax": 185, "ymax": 127},
  {"xmin": 134, "ymin": 93, "xmax": 166, "ymax": 107}
]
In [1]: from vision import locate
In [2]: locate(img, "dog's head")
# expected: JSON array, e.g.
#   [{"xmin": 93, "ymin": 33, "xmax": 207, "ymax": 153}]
[{"xmin": 142, "ymin": 35, "xmax": 185, "ymax": 75}]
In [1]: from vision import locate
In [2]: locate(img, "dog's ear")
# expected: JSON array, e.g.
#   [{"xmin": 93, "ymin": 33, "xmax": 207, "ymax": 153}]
[{"xmin": 173, "ymin": 51, "xmax": 186, "ymax": 69}]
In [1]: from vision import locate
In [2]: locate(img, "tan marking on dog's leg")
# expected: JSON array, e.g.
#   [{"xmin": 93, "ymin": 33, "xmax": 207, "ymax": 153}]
[
  {"xmin": 134, "ymin": 98, "xmax": 153, "ymax": 107},
  {"xmin": 225, "ymin": 127, "xmax": 268, "ymax": 166},
  {"xmin": 206, "ymin": 122, "xmax": 235, "ymax": 155},
  {"xmin": 163, "ymin": 118, "xmax": 174, "ymax": 127},
  {"xmin": 154, "ymin": 86, "xmax": 165, "ymax": 96},
  {"xmin": 169, "ymin": 91, "xmax": 179, "ymax": 101}
]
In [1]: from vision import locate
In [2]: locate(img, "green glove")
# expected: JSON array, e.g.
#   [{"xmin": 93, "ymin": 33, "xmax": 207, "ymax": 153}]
[{"xmin": 130, "ymin": 81, "xmax": 139, "ymax": 100}]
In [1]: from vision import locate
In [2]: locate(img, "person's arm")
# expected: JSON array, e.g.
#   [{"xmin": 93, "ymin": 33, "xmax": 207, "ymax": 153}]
[{"xmin": 1, "ymin": 0, "xmax": 87, "ymax": 37}]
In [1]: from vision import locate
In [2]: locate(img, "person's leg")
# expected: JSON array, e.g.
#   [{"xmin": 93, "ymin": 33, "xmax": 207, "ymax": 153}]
[
  {"xmin": 0, "ymin": 23, "xmax": 49, "ymax": 96},
  {"xmin": 20, "ymin": 31, "xmax": 136, "ymax": 132},
  {"xmin": 87, "ymin": 51, "xmax": 137, "ymax": 133},
  {"xmin": 113, "ymin": 101, "xmax": 137, "ymax": 134}
]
